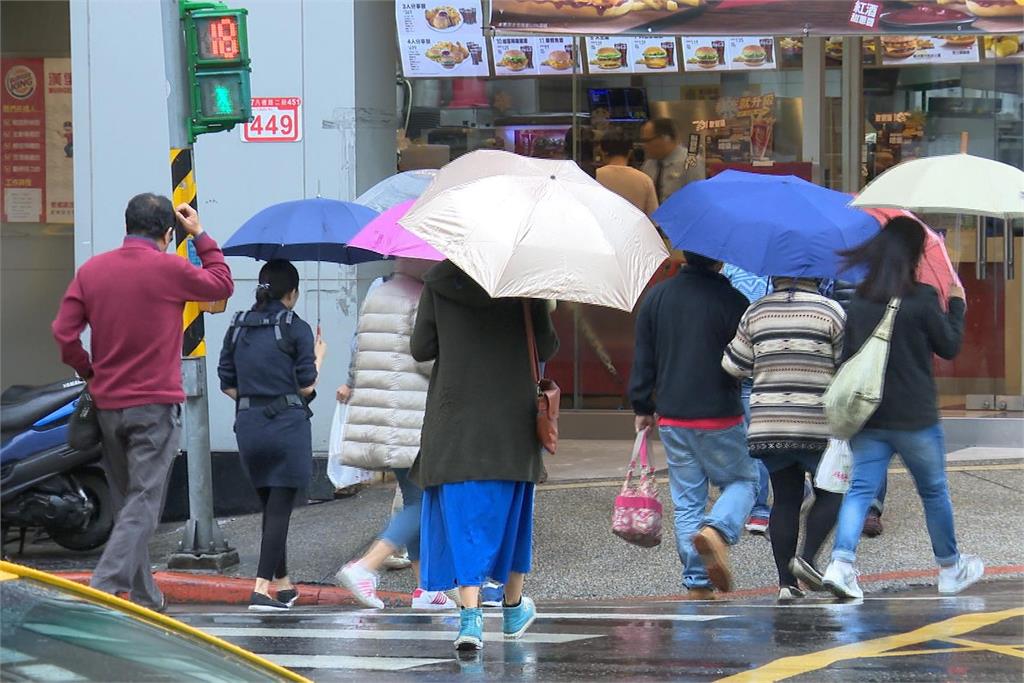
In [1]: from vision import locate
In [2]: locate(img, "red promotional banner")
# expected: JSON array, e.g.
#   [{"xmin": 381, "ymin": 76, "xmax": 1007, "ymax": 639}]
[
  {"xmin": 1, "ymin": 58, "xmax": 46, "ymax": 223},
  {"xmin": 490, "ymin": 0, "xmax": 1024, "ymax": 37}
]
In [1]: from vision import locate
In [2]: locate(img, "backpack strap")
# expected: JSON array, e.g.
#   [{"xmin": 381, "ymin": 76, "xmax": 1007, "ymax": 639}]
[{"xmin": 274, "ymin": 310, "xmax": 297, "ymax": 356}]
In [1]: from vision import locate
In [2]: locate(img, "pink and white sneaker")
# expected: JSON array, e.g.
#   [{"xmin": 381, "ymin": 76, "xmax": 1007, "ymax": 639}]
[
  {"xmin": 411, "ymin": 588, "xmax": 457, "ymax": 611},
  {"xmin": 336, "ymin": 563, "xmax": 384, "ymax": 609}
]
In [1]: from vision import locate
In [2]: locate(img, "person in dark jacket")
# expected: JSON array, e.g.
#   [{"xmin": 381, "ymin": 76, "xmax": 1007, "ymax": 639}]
[
  {"xmin": 630, "ymin": 251, "xmax": 757, "ymax": 598},
  {"xmin": 411, "ymin": 260, "xmax": 558, "ymax": 651},
  {"xmin": 218, "ymin": 260, "xmax": 326, "ymax": 611},
  {"xmin": 822, "ymin": 217, "xmax": 982, "ymax": 600}
]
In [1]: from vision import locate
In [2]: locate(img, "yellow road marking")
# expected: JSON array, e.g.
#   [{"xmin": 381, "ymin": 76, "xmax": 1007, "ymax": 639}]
[
  {"xmin": 940, "ymin": 637, "xmax": 1024, "ymax": 660},
  {"xmin": 869, "ymin": 646, "xmax": 978, "ymax": 657},
  {"xmin": 717, "ymin": 608, "xmax": 1024, "ymax": 682}
]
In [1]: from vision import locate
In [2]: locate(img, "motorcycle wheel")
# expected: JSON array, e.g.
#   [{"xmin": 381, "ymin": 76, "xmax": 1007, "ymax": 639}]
[{"xmin": 49, "ymin": 470, "xmax": 114, "ymax": 552}]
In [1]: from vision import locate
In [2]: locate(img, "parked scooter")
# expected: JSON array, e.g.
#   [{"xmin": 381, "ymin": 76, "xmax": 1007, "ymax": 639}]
[{"xmin": 1, "ymin": 378, "xmax": 113, "ymax": 551}]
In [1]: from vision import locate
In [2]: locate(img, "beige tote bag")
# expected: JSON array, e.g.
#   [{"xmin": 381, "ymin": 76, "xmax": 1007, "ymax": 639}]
[{"xmin": 823, "ymin": 298, "xmax": 901, "ymax": 440}]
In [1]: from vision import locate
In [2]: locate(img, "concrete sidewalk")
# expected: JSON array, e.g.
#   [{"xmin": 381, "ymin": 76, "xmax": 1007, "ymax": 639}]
[{"xmin": 8, "ymin": 441, "xmax": 1023, "ymax": 604}]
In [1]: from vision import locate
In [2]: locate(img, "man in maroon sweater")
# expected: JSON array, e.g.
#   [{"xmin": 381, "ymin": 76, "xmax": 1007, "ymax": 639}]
[{"xmin": 52, "ymin": 193, "xmax": 234, "ymax": 609}]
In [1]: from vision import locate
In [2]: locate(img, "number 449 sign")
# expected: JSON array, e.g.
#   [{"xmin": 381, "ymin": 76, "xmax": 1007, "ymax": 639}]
[{"xmin": 241, "ymin": 97, "xmax": 302, "ymax": 142}]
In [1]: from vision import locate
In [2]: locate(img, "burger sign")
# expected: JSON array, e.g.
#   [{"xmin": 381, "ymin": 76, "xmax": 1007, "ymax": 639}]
[{"xmin": 5, "ymin": 64, "xmax": 37, "ymax": 100}]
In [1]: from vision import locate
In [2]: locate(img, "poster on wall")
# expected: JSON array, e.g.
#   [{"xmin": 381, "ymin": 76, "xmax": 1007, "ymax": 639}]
[
  {"xmin": 584, "ymin": 35, "xmax": 680, "ymax": 73},
  {"xmin": 682, "ymin": 36, "xmax": 775, "ymax": 72},
  {"xmin": 397, "ymin": 1, "xmax": 489, "ymax": 77},
  {"xmin": 1, "ymin": 59, "xmax": 46, "ymax": 223},
  {"xmin": 493, "ymin": 35, "xmax": 541, "ymax": 76},
  {"xmin": 491, "ymin": 0, "xmax": 1024, "ymax": 37},
  {"xmin": 880, "ymin": 35, "xmax": 980, "ymax": 65},
  {"xmin": 631, "ymin": 36, "xmax": 680, "ymax": 72},
  {"xmin": 44, "ymin": 58, "xmax": 73, "ymax": 224},
  {"xmin": 584, "ymin": 36, "xmax": 631, "ymax": 74}
]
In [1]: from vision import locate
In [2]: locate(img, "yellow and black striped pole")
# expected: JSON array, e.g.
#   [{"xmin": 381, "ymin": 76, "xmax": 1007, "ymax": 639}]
[{"xmin": 171, "ymin": 147, "xmax": 206, "ymax": 358}]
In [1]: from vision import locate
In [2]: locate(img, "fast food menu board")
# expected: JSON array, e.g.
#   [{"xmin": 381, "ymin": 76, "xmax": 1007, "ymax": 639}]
[
  {"xmin": 491, "ymin": 0, "xmax": 1024, "ymax": 37},
  {"xmin": 493, "ymin": 36, "xmax": 541, "ymax": 76},
  {"xmin": 983, "ymin": 33, "xmax": 1023, "ymax": 59},
  {"xmin": 583, "ymin": 36, "xmax": 680, "ymax": 74},
  {"xmin": 880, "ymin": 35, "xmax": 980, "ymax": 65},
  {"xmin": 397, "ymin": 1, "xmax": 489, "ymax": 78},
  {"xmin": 682, "ymin": 37, "xmax": 776, "ymax": 72},
  {"xmin": 536, "ymin": 36, "xmax": 578, "ymax": 75}
]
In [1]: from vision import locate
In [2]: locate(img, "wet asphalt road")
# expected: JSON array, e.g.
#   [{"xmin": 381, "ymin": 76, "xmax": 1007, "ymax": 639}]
[{"xmin": 171, "ymin": 580, "xmax": 1023, "ymax": 681}]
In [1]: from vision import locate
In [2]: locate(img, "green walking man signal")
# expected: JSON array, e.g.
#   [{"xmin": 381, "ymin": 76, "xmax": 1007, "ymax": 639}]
[{"xmin": 181, "ymin": 1, "xmax": 252, "ymax": 140}]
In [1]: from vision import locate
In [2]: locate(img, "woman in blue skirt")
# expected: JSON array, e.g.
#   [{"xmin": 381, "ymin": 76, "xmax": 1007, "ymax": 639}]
[{"xmin": 410, "ymin": 261, "xmax": 558, "ymax": 650}]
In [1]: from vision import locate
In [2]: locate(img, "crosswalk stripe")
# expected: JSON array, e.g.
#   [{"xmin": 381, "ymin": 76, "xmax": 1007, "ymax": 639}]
[
  {"xmin": 255, "ymin": 654, "xmax": 449, "ymax": 672},
  {"xmin": 205, "ymin": 627, "xmax": 602, "ymax": 644},
  {"xmin": 186, "ymin": 611, "xmax": 733, "ymax": 623}
]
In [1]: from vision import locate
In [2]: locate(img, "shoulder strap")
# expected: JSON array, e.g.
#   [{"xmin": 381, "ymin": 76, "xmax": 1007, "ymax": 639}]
[
  {"xmin": 523, "ymin": 300, "xmax": 540, "ymax": 384},
  {"xmin": 873, "ymin": 297, "xmax": 901, "ymax": 343},
  {"xmin": 275, "ymin": 310, "xmax": 297, "ymax": 355},
  {"xmin": 227, "ymin": 311, "xmax": 248, "ymax": 351}
]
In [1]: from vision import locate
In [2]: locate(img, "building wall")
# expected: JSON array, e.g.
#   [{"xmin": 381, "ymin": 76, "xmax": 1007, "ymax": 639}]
[
  {"xmin": 69, "ymin": 0, "xmax": 397, "ymax": 451},
  {"xmin": 1, "ymin": 0, "xmax": 74, "ymax": 387}
]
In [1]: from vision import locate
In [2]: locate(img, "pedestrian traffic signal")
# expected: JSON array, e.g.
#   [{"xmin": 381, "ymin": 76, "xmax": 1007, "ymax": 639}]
[{"xmin": 181, "ymin": 2, "xmax": 251, "ymax": 139}]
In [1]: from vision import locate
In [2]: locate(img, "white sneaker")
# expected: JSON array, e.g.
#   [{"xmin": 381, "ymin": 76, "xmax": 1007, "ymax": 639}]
[
  {"xmin": 411, "ymin": 588, "xmax": 457, "ymax": 610},
  {"xmin": 778, "ymin": 586, "xmax": 805, "ymax": 602},
  {"xmin": 938, "ymin": 555, "xmax": 985, "ymax": 595},
  {"xmin": 336, "ymin": 562, "xmax": 385, "ymax": 609},
  {"xmin": 823, "ymin": 560, "xmax": 863, "ymax": 600},
  {"xmin": 382, "ymin": 551, "xmax": 412, "ymax": 571}
]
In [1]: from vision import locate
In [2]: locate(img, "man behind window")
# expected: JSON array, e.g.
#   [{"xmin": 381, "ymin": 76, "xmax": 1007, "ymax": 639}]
[{"xmin": 640, "ymin": 118, "xmax": 705, "ymax": 204}]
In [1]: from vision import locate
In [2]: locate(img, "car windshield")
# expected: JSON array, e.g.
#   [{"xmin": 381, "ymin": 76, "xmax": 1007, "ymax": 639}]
[{"xmin": 0, "ymin": 579, "xmax": 284, "ymax": 682}]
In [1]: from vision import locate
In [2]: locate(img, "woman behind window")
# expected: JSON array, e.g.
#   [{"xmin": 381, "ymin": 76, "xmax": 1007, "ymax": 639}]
[
  {"xmin": 218, "ymin": 259, "xmax": 326, "ymax": 611},
  {"xmin": 822, "ymin": 217, "xmax": 981, "ymax": 599}
]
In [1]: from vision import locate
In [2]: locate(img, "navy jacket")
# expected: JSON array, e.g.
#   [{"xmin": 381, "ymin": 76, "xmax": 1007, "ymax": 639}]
[{"xmin": 630, "ymin": 267, "xmax": 749, "ymax": 420}]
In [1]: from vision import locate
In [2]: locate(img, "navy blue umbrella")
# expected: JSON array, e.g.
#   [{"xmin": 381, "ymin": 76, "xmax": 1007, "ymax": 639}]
[
  {"xmin": 223, "ymin": 198, "xmax": 381, "ymax": 264},
  {"xmin": 653, "ymin": 170, "xmax": 879, "ymax": 280}
]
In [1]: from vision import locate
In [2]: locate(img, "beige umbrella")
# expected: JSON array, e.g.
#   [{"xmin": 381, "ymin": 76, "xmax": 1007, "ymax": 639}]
[
  {"xmin": 399, "ymin": 150, "xmax": 669, "ymax": 312},
  {"xmin": 851, "ymin": 153, "xmax": 1024, "ymax": 220}
]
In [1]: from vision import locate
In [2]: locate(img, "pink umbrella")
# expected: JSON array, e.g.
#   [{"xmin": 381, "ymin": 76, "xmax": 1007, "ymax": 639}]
[
  {"xmin": 347, "ymin": 199, "xmax": 445, "ymax": 261},
  {"xmin": 863, "ymin": 206, "xmax": 962, "ymax": 310}
]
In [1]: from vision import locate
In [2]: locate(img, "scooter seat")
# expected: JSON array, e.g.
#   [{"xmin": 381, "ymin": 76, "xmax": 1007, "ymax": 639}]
[{"xmin": 1, "ymin": 378, "xmax": 85, "ymax": 434}]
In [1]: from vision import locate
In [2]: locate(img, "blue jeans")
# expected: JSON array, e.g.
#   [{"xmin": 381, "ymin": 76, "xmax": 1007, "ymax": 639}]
[
  {"xmin": 741, "ymin": 381, "xmax": 772, "ymax": 519},
  {"xmin": 832, "ymin": 424, "xmax": 958, "ymax": 568},
  {"xmin": 660, "ymin": 423, "xmax": 758, "ymax": 590},
  {"xmin": 871, "ymin": 478, "xmax": 887, "ymax": 516},
  {"xmin": 380, "ymin": 468, "xmax": 422, "ymax": 561}
]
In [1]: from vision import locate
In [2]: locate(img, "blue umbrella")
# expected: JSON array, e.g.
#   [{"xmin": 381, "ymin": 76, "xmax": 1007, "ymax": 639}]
[
  {"xmin": 223, "ymin": 198, "xmax": 380, "ymax": 264},
  {"xmin": 653, "ymin": 170, "xmax": 879, "ymax": 279}
]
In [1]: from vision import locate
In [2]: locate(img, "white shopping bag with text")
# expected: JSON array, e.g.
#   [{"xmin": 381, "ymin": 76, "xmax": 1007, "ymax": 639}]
[{"xmin": 814, "ymin": 438, "xmax": 853, "ymax": 494}]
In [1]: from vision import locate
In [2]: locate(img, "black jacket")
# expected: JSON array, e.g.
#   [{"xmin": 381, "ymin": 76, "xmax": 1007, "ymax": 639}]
[
  {"xmin": 409, "ymin": 261, "xmax": 558, "ymax": 489},
  {"xmin": 630, "ymin": 267, "xmax": 749, "ymax": 420},
  {"xmin": 842, "ymin": 284, "xmax": 965, "ymax": 431}
]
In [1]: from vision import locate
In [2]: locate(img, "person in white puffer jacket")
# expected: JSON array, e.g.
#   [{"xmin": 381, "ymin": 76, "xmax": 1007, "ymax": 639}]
[{"xmin": 335, "ymin": 258, "xmax": 456, "ymax": 611}]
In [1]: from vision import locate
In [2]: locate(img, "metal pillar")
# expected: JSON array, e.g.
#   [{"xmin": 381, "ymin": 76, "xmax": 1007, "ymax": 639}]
[
  {"xmin": 162, "ymin": 0, "xmax": 238, "ymax": 571},
  {"xmin": 840, "ymin": 37, "xmax": 863, "ymax": 194},
  {"xmin": 801, "ymin": 38, "xmax": 826, "ymax": 186}
]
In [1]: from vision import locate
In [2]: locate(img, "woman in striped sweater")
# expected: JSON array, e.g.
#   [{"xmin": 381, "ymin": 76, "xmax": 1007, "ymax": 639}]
[{"xmin": 722, "ymin": 277, "xmax": 846, "ymax": 601}]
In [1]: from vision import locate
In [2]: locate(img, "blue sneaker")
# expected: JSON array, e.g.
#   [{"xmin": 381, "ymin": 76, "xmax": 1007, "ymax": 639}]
[
  {"xmin": 480, "ymin": 581, "xmax": 504, "ymax": 607},
  {"xmin": 503, "ymin": 596, "xmax": 537, "ymax": 640},
  {"xmin": 454, "ymin": 607, "xmax": 484, "ymax": 651}
]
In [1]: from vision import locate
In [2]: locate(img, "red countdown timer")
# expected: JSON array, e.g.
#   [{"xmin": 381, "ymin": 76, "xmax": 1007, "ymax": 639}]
[{"xmin": 196, "ymin": 16, "xmax": 240, "ymax": 61}]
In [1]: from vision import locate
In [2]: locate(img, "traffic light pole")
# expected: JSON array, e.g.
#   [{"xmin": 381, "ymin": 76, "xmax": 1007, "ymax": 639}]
[{"xmin": 162, "ymin": 0, "xmax": 238, "ymax": 571}]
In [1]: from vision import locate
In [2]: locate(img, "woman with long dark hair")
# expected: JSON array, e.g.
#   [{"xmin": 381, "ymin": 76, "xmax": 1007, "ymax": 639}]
[
  {"xmin": 822, "ymin": 217, "xmax": 982, "ymax": 599},
  {"xmin": 218, "ymin": 259, "xmax": 326, "ymax": 610}
]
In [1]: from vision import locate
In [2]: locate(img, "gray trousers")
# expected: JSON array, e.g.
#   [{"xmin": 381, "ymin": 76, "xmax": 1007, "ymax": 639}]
[{"xmin": 91, "ymin": 403, "xmax": 180, "ymax": 606}]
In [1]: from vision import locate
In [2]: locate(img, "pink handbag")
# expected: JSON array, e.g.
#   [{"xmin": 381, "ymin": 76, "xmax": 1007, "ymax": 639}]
[{"xmin": 612, "ymin": 428, "xmax": 663, "ymax": 548}]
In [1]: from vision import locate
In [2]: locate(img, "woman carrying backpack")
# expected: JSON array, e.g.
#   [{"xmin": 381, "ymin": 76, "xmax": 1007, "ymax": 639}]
[
  {"xmin": 822, "ymin": 217, "xmax": 981, "ymax": 599},
  {"xmin": 218, "ymin": 259, "xmax": 326, "ymax": 611}
]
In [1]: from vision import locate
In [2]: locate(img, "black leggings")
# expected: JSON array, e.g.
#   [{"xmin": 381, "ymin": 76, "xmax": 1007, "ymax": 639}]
[
  {"xmin": 256, "ymin": 487, "xmax": 298, "ymax": 581},
  {"xmin": 768, "ymin": 465, "xmax": 842, "ymax": 588}
]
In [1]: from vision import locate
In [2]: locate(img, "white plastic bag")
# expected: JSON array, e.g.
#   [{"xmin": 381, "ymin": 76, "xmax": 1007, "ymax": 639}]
[
  {"xmin": 814, "ymin": 438, "xmax": 853, "ymax": 494},
  {"xmin": 327, "ymin": 401, "xmax": 374, "ymax": 489}
]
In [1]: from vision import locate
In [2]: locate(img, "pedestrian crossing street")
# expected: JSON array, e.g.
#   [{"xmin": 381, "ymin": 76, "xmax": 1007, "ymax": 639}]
[{"xmin": 174, "ymin": 605, "xmax": 739, "ymax": 678}]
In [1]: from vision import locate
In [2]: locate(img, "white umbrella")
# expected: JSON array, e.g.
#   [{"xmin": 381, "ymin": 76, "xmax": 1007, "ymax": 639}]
[
  {"xmin": 399, "ymin": 150, "xmax": 668, "ymax": 312},
  {"xmin": 850, "ymin": 153, "xmax": 1024, "ymax": 220}
]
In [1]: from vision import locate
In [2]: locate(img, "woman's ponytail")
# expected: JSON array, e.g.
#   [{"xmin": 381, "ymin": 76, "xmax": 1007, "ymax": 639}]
[{"xmin": 254, "ymin": 259, "xmax": 300, "ymax": 310}]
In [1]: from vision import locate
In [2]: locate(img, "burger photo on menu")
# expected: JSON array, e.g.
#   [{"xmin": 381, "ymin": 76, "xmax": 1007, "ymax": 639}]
[
  {"xmin": 639, "ymin": 45, "xmax": 669, "ymax": 68},
  {"xmin": 500, "ymin": 48, "xmax": 530, "ymax": 71},
  {"xmin": 594, "ymin": 46, "xmax": 623, "ymax": 69},
  {"xmin": 689, "ymin": 46, "xmax": 720, "ymax": 68},
  {"xmin": 881, "ymin": 35, "xmax": 919, "ymax": 59},
  {"xmin": 964, "ymin": 0, "xmax": 1024, "ymax": 18},
  {"xmin": 543, "ymin": 49, "xmax": 574, "ymax": 70},
  {"xmin": 501, "ymin": 0, "xmax": 705, "ymax": 20},
  {"xmin": 424, "ymin": 5, "xmax": 464, "ymax": 31},
  {"xmin": 937, "ymin": 34, "xmax": 979, "ymax": 48},
  {"xmin": 734, "ymin": 44, "xmax": 767, "ymax": 66}
]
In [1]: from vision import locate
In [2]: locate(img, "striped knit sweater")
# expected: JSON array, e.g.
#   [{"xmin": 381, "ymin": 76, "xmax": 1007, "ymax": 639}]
[{"xmin": 722, "ymin": 278, "xmax": 846, "ymax": 456}]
